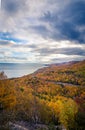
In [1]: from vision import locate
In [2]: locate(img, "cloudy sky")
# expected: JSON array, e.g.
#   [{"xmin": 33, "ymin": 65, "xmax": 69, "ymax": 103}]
[{"xmin": 0, "ymin": 0, "xmax": 85, "ymax": 63}]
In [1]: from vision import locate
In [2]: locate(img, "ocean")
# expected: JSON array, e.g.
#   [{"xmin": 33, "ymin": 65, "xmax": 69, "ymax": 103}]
[{"xmin": 0, "ymin": 63, "xmax": 44, "ymax": 78}]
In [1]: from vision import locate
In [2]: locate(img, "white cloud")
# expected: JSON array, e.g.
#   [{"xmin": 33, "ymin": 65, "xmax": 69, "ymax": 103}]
[{"xmin": 0, "ymin": 0, "xmax": 85, "ymax": 63}]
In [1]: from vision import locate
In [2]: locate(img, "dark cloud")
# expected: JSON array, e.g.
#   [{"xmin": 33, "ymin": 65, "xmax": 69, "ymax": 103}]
[
  {"xmin": 61, "ymin": 0, "xmax": 85, "ymax": 43},
  {"xmin": 0, "ymin": 0, "xmax": 85, "ymax": 63},
  {"xmin": 60, "ymin": 48, "xmax": 85, "ymax": 56},
  {"xmin": 66, "ymin": 1, "xmax": 85, "ymax": 26},
  {"xmin": 38, "ymin": 0, "xmax": 85, "ymax": 43},
  {"xmin": 33, "ymin": 47, "xmax": 85, "ymax": 56},
  {"xmin": 29, "ymin": 25, "xmax": 50, "ymax": 39},
  {"xmin": 8, "ymin": 56, "xmax": 27, "ymax": 60},
  {"xmin": 0, "ymin": 51, "xmax": 5, "ymax": 55},
  {"xmin": 2, "ymin": 0, "xmax": 85, "ymax": 43},
  {"xmin": 51, "ymin": 57, "xmax": 84, "ymax": 63},
  {"xmin": 0, "ymin": 40, "xmax": 13, "ymax": 46},
  {"xmin": 27, "ymin": 44, "xmax": 38, "ymax": 49},
  {"xmin": 2, "ymin": 0, "xmax": 26, "ymax": 16},
  {"xmin": 57, "ymin": 22, "xmax": 80, "ymax": 41},
  {"xmin": 12, "ymin": 43, "xmax": 38, "ymax": 49},
  {"xmin": 42, "ymin": 11, "xmax": 58, "ymax": 23},
  {"xmin": 2, "ymin": 0, "xmax": 19, "ymax": 13}
]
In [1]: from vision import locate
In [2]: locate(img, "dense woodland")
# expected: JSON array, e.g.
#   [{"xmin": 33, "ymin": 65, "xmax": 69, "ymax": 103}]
[{"xmin": 0, "ymin": 60, "xmax": 85, "ymax": 130}]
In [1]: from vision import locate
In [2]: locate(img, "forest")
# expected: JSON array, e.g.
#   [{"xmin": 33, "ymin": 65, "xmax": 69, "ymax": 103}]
[{"xmin": 0, "ymin": 60, "xmax": 85, "ymax": 130}]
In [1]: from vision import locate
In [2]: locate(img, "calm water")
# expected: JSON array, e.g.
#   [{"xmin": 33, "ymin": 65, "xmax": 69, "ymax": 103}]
[{"xmin": 0, "ymin": 63, "xmax": 44, "ymax": 78}]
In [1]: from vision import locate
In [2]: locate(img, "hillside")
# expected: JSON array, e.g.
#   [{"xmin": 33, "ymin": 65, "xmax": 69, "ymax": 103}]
[
  {"xmin": 33, "ymin": 60, "xmax": 85, "ymax": 86},
  {"xmin": 0, "ymin": 60, "xmax": 85, "ymax": 130}
]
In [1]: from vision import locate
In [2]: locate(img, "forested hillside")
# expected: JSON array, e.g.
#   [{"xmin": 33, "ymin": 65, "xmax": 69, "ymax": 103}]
[
  {"xmin": 34, "ymin": 60, "xmax": 85, "ymax": 86},
  {"xmin": 0, "ymin": 60, "xmax": 85, "ymax": 130}
]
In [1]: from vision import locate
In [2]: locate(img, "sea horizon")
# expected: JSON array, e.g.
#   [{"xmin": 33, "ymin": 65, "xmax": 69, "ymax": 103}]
[{"xmin": 0, "ymin": 63, "xmax": 45, "ymax": 78}]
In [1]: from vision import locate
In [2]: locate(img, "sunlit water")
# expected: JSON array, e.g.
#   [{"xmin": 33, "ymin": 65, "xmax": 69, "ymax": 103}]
[{"xmin": 0, "ymin": 63, "xmax": 44, "ymax": 78}]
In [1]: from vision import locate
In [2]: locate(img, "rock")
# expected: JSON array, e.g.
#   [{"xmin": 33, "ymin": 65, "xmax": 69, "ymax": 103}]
[{"xmin": 0, "ymin": 71, "xmax": 7, "ymax": 80}]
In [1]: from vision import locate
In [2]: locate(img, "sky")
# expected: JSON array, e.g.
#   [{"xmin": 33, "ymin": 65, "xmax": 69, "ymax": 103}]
[{"xmin": 0, "ymin": 0, "xmax": 85, "ymax": 63}]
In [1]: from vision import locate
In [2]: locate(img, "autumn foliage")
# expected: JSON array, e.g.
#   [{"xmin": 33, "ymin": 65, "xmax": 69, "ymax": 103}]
[{"xmin": 0, "ymin": 60, "xmax": 85, "ymax": 130}]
